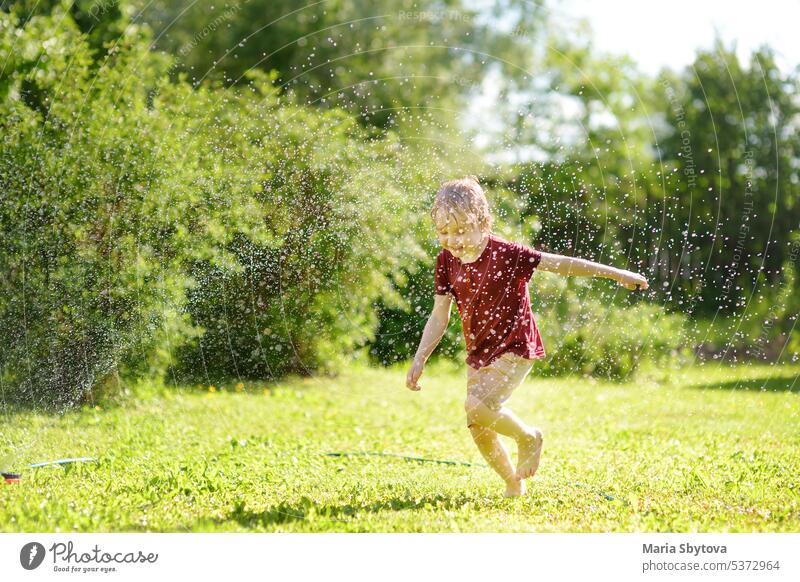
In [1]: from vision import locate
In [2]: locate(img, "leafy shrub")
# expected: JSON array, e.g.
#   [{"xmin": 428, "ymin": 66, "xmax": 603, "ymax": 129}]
[
  {"xmin": 690, "ymin": 260, "xmax": 799, "ymax": 363},
  {"xmin": 532, "ymin": 274, "xmax": 689, "ymax": 380},
  {"xmin": 171, "ymin": 99, "xmax": 425, "ymax": 381},
  {"xmin": 368, "ymin": 257, "xmax": 465, "ymax": 366},
  {"xmin": 0, "ymin": 8, "xmax": 428, "ymax": 405},
  {"xmin": 0, "ymin": 10, "xmax": 199, "ymax": 407}
]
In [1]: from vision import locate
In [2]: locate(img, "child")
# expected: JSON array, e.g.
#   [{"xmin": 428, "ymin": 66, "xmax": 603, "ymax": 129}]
[{"xmin": 406, "ymin": 176, "xmax": 648, "ymax": 497}]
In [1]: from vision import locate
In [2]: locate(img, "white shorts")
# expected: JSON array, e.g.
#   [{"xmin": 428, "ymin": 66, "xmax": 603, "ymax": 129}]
[{"xmin": 466, "ymin": 351, "xmax": 534, "ymax": 415}]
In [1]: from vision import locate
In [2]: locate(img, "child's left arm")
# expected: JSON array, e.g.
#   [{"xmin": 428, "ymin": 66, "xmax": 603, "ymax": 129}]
[{"xmin": 537, "ymin": 251, "xmax": 649, "ymax": 290}]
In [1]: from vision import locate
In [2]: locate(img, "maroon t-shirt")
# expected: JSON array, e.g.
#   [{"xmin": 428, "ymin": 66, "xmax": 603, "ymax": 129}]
[{"xmin": 435, "ymin": 234, "xmax": 546, "ymax": 369}]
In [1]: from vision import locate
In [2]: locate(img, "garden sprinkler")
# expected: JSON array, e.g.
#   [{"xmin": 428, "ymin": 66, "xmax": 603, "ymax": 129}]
[{"xmin": 2, "ymin": 472, "xmax": 21, "ymax": 484}]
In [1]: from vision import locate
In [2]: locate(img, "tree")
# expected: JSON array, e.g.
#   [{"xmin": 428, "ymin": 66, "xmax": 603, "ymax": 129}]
[
  {"xmin": 654, "ymin": 43, "xmax": 800, "ymax": 315},
  {"xmin": 135, "ymin": 0, "xmax": 547, "ymax": 129}
]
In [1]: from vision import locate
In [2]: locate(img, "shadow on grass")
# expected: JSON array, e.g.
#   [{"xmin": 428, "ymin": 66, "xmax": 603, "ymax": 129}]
[
  {"xmin": 691, "ymin": 375, "xmax": 799, "ymax": 393},
  {"xmin": 223, "ymin": 492, "xmax": 477, "ymax": 527}
]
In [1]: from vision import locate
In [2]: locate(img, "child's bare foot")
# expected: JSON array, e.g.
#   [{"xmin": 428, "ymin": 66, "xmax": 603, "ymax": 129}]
[
  {"xmin": 516, "ymin": 428, "xmax": 543, "ymax": 480},
  {"xmin": 504, "ymin": 478, "xmax": 526, "ymax": 498}
]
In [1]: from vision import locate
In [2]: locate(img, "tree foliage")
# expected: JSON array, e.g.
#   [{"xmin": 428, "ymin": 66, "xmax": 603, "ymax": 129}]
[
  {"xmin": 0, "ymin": 6, "xmax": 432, "ymax": 404},
  {"xmin": 135, "ymin": 0, "xmax": 546, "ymax": 129}
]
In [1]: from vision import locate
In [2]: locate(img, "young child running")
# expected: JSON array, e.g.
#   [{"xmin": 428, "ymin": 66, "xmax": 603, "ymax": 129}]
[{"xmin": 406, "ymin": 177, "xmax": 649, "ymax": 497}]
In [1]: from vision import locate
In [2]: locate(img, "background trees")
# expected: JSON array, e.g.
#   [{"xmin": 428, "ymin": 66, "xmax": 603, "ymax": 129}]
[
  {"xmin": 135, "ymin": 0, "xmax": 546, "ymax": 129},
  {"xmin": 1, "ymin": 1, "xmax": 797, "ymax": 405}
]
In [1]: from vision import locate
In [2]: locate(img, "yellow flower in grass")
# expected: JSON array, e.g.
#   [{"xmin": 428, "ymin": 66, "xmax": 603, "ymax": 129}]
[
  {"xmin": 208, "ymin": 385, "xmax": 217, "ymax": 393},
  {"xmin": 236, "ymin": 382, "xmax": 245, "ymax": 393}
]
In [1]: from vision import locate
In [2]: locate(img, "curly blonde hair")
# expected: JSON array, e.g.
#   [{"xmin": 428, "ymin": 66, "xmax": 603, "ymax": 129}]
[{"xmin": 430, "ymin": 176, "xmax": 493, "ymax": 234}]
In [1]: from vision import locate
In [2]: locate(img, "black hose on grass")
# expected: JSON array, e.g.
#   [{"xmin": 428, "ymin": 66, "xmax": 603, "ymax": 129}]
[
  {"xmin": 324, "ymin": 451, "xmax": 485, "ymax": 467},
  {"xmin": 323, "ymin": 451, "xmax": 626, "ymax": 504}
]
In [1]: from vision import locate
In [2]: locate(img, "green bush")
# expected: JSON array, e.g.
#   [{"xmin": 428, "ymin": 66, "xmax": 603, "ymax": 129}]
[
  {"xmin": 0, "ymin": 3, "xmax": 698, "ymax": 407},
  {"xmin": 689, "ymin": 260, "xmax": 799, "ymax": 363},
  {"xmin": 0, "ymin": 8, "xmax": 428, "ymax": 405},
  {"xmin": 0, "ymin": 10, "xmax": 199, "ymax": 407},
  {"xmin": 368, "ymin": 258, "xmax": 465, "ymax": 366},
  {"xmin": 171, "ymin": 104, "xmax": 425, "ymax": 381},
  {"xmin": 531, "ymin": 274, "xmax": 689, "ymax": 380}
]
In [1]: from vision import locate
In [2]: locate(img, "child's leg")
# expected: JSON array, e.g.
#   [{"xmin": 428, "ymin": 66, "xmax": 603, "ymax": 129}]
[
  {"xmin": 468, "ymin": 424, "xmax": 526, "ymax": 497},
  {"xmin": 466, "ymin": 354, "xmax": 543, "ymax": 482},
  {"xmin": 468, "ymin": 426, "xmax": 514, "ymax": 482},
  {"xmin": 465, "ymin": 397, "xmax": 543, "ymax": 481},
  {"xmin": 465, "ymin": 395, "xmax": 532, "ymax": 440}
]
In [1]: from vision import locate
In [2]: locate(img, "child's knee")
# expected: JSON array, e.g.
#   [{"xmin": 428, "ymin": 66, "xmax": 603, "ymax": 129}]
[{"xmin": 468, "ymin": 422, "xmax": 495, "ymax": 443}]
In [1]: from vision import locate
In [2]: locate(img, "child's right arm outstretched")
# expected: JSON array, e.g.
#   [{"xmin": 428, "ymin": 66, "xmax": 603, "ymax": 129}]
[{"xmin": 406, "ymin": 294, "xmax": 453, "ymax": 391}]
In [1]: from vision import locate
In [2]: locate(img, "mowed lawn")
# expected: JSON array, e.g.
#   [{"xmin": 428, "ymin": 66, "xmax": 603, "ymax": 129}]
[{"xmin": 1, "ymin": 362, "xmax": 798, "ymax": 532}]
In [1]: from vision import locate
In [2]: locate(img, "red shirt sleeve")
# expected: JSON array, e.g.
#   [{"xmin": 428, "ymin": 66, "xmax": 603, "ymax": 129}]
[
  {"xmin": 434, "ymin": 250, "xmax": 453, "ymax": 296},
  {"xmin": 513, "ymin": 241, "xmax": 541, "ymax": 282}
]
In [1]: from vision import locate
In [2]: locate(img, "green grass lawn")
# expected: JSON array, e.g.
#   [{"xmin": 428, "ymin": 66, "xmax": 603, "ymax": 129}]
[{"xmin": 1, "ymin": 362, "xmax": 798, "ymax": 532}]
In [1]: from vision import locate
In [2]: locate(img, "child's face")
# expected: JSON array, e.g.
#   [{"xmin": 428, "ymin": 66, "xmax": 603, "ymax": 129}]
[{"xmin": 434, "ymin": 209, "xmax": 485, "ymax": 260}]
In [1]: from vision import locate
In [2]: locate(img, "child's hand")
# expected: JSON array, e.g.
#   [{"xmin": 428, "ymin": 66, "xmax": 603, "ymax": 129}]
[
  {"xmin": 406, "ymin": 359, "xmax": 425, "ymax": 391},
  {"xmin": 616, "ymin": 270, "xmax": 649, "ymax": 291}
]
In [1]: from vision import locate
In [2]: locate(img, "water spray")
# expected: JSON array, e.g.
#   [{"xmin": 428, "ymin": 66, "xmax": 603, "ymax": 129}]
[{"xmin": 1, "ymin": 457, "xmax": 97, "ymax": 485}]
